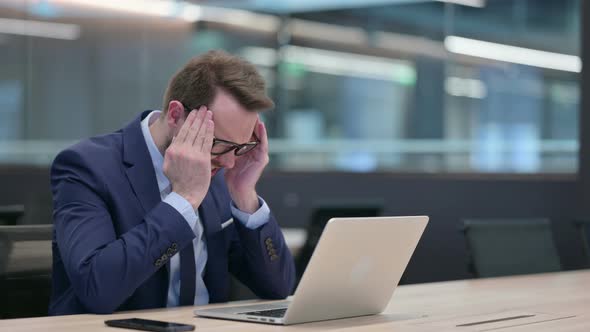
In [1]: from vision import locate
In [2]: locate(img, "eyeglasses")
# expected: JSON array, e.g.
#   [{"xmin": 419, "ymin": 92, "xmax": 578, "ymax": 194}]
[
  {"xmin": 181, "ymin": 103, "xmax": 259, "ymax": 156},
  {"xmin": 212, "ymin": 136, "xmax": 260, "ymax": 156}
]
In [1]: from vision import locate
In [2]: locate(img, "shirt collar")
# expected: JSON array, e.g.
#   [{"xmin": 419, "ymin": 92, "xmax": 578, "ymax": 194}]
[{"xmin": 140, "ymin": 111, "xmax": 170, "ymax": 193}]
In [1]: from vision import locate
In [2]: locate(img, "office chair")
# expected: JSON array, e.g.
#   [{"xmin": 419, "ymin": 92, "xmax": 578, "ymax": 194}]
[
  {"xmin": 0, "ymin": 205, "xmax": 25, "ymax": 225},
  {"xmin": 462, "ymin": 218, "xmax": 562, "ymax": 278},
  {"xmin": 573, "ymin": 219, "xmax": 590, "ymax": 268},
  {"xmin": 295, "ymin": 205, "xmax": 381, "ymax": 284},
  {"xmin": 0, "ymin": 224, "xmax": 53, "ymax": 318}
]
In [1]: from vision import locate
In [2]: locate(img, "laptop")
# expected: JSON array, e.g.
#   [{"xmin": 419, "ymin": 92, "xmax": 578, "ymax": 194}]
[{"xmin": 194, "ymin": 215, "xmax": 428, "ymax": 325}]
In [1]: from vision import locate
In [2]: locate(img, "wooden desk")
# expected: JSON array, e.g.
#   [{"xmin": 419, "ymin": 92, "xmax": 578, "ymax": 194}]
[{"xmin": 1, "ymin": 270, "xmax": 588, "ymax": 331}]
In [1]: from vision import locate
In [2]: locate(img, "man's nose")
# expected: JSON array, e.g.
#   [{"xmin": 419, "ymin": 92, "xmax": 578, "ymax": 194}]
[{"xmin": 218, "ymin": 153, "xmax": 236, "ymax": 169}]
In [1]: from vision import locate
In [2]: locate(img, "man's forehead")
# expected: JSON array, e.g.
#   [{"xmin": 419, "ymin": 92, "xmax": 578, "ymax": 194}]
[
  {"xmin": 213, "ymin": 112, "xmax": 257, "ymax": 143},
  {"xmin": 209, "ymin": 89, "xmax": 258, "ymax": 141}
]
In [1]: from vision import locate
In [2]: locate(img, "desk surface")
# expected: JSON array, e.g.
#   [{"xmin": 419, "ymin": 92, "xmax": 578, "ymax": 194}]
[{"xmin": 1, "ymin": 270, "xmax": 588, "ymax": 331}]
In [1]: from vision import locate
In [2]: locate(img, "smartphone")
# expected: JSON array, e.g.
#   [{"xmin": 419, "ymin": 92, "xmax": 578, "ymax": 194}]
[{"xmin": 105, "ymin": 318, "xmax": 195, "ymax": 332}]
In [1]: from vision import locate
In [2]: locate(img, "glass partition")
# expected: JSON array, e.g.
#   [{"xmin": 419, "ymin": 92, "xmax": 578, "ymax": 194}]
[{"xmin": 0, "ymin": 0, "xmax": 580, "ymax": 173}]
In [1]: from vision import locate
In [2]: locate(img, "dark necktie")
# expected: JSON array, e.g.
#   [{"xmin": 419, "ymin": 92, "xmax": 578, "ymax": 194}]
[{"xmin": 179, "ymin": 243, "xmax": 196, "ymax": 306}]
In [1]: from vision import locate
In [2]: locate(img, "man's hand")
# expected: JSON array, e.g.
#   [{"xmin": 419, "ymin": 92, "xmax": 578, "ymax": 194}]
[
  {"xmin": 225, "ymin": 118, "xmax": 269, "ymax": 213},
  {"xmin": 163, "ymin": 107, "xmax": 214, "ymax": 210}
]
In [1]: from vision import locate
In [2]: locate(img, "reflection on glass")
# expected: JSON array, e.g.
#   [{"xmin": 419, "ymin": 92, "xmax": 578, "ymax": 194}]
[{"xmin": 0, "ymin": 0, "xmax": 580, "ymax": 173}]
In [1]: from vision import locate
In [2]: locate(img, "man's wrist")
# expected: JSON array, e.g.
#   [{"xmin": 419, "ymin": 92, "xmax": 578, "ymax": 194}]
[
  {"xmin": 231, "ymin": 190, "xmax": 259, "ymax": 213},
  {"xmin": 164, "ymin": 192, "xmax": 199, "ymax": 231},
  {"xmin": 174, "ymin": 191, "xmax": 201, "ymax": 210}
]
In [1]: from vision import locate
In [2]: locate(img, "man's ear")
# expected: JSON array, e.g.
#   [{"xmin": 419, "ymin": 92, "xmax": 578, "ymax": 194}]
[{"xmin": 166, "ymin": 101, "xmax": 184, "ymax": 127}]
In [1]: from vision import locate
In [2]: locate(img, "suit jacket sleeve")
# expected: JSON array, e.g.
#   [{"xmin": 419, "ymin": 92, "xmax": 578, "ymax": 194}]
[
  {"xmin": 51, "ymin": 148, "xmax": 195, "ymax": 314},
  {"xmin": 228, "ymin": 209, "xmax": 296, "ymax": 299}
]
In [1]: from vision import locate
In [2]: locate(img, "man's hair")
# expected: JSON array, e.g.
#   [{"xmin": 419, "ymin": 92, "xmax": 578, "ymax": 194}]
[{"xmin": 162, "ymin": 50, "xmax": 274, "ymax": 113}]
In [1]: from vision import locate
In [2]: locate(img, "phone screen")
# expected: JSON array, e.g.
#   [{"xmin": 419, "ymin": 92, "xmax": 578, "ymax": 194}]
[{"xmin": 105, "ymin": 318, "xmax": 195, "ymax": 332}]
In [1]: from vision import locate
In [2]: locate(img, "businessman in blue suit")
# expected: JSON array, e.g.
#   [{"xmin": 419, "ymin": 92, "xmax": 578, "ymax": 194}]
[{"xmin": 49, "ymin": 50, "xmax": 295, "ymax": 315}]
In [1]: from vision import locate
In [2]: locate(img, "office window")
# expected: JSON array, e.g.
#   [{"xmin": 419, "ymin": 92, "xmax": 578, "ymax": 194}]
[
  {"xmin": 0, "ymin": 0, "xmax": 580, "ymax": 173},
  {"xmin": 257, "ymin": 0, "xmax": 581, "ymax": 173}
]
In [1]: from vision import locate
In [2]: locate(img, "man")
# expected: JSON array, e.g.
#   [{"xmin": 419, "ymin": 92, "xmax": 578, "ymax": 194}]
[{"xmin": 49, "ymin": 50, "xmax": 295, "ymax": 315}]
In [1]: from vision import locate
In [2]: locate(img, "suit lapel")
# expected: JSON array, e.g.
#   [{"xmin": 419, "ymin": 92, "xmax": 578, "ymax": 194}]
[{"xmin": 122, "ymin": 111, "xmax": 161, "ymax": 213}]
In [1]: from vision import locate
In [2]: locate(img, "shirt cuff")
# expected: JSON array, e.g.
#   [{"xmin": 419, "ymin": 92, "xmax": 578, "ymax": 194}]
[
  {"xmin": 231, "ymin": 196, "xmax": 270, "ymax": 230},
  {"xmin": 164, "ymin": 192, "xmax": 199, "ymax": 233}
]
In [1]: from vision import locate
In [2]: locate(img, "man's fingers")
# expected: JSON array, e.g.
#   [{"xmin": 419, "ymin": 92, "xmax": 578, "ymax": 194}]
[
  {"xmin": 257, "ymin": 119, "xmax": 269, "ymax": 153},
  {"xmin": 185, "ymin": 108, "xmax": 207, "ymax": 146},
  {"xmin": 190, "ymin": 106, "xmax": 209, "ymax": 146},
  {"xmin": 195, "ymin": 110, "xmax": 213, "ymax": 150},
  {"xmin": 202, "ymin": 114, "xmax": 215, "ymax": 152},
  {"xmin": 176, "ymin": 110, "xmax": 197, "ymax": 143}
]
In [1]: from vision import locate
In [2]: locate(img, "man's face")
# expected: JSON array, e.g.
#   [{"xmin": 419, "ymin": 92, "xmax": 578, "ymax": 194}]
[{"xmin": 172, "ymin": 89, "xmax": 258, "ymax": 176}]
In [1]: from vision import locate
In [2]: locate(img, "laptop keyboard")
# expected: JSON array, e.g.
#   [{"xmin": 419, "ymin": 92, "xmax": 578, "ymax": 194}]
[{"xmin": 238, "ymin": 308, "xmax": 288, "ymax": 318}]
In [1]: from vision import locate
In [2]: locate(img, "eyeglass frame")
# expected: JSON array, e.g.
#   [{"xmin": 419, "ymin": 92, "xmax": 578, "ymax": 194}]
[{"xmin": 181, "ymin": 103, "xmax": 260, "ymax": 156}]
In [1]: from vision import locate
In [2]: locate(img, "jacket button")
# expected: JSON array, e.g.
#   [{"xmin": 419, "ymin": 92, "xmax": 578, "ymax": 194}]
[
  {"xmin": 167, "ymin": 248, "xmax": 175, "ymax": 256},
  {"xmin": 161, "ymin": 253, "xmax": 168, "ymax": 261},
  {"xmin": 171, "ymin": 243, "xmax": 178, "ymax": 250},
  {"xmin": 265, "ymin": 237, "xmax": 272, "ymax": 245},
  {"xmin": 268, "ymin": 248, "xmax": 277, "ymax": 256},
  {"xmin": 270, "ymin": 254, "xmax": 279, "ymax": 261},
  {"xmin": 154, "ymin": 258, "xmax": 162, "ymax": 267}
]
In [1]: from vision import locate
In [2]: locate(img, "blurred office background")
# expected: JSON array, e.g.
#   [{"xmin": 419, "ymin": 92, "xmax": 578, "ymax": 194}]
[{"xmin": 1, "ymin": 0, "xmax": 590, "ymax": 318}]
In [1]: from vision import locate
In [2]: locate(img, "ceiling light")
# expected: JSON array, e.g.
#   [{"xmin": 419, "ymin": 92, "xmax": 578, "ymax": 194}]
[
  {"xmin": 49, "ymin": 0, "xmax": 201, "ymax": 22},
  {"xmin": 436, "ymin": 0, "xmax": 486, "ymax": 8},
  {"xmin": 445, "ymin": 36, "xmax": 581, "ymax": 73},
  {"xmin": 0, "ymin": 18, "xmax": 80, "ymax": 40}
]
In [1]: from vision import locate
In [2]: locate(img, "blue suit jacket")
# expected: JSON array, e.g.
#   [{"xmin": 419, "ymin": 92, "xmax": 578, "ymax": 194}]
[{"xmin": 49, "ymin": 111, "xmax": 295, "ymax": 315}]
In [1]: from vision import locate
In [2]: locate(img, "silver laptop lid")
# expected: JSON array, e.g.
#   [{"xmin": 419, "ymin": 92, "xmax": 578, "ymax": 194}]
[{"xmin": 283, "ymin": 216, "xmax": 428, "ymax": 325}]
